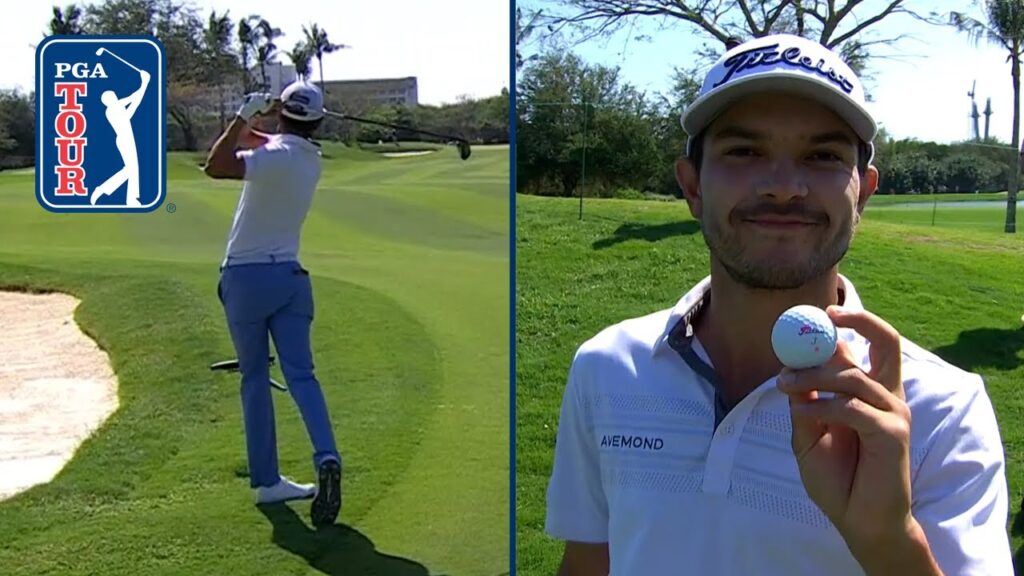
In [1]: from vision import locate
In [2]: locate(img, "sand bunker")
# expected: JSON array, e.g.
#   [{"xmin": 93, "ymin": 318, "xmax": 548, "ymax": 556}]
[
  {"xmin": 0, "ymin": 291, "xmax": 118, "ymax": 501},
  {"xmin": 381, "ymin": 150, "xmax": 435, "ymax": 157}
]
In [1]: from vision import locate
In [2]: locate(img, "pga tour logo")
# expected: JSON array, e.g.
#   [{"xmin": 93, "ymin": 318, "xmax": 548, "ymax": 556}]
[{"xmin": 35, "ymin": 35, "xmax": 166, "ymax": 212}]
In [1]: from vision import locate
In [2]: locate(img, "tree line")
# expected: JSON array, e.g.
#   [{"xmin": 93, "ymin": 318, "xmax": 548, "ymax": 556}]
[
  {"xmin": 872, "ymin": 136, "xmax": 1018, "ymax": 195},
  {"xmin": 45, "ymin": 0, "xmax": 349, "ymax": 150},
  {"xmin": 324, "ymin": 91, "xmax": 510, "ymax": 147},
  {"xmin": 0, "ymin": 0, "xmax": 508, "ymax": 169},
  {"xmin": 517, "ymin": 0, "xmax": 1024, "ymax": 232},
  {"xmin": 516, "ymin": 50, "xmax": 1020, "ymax": 199}
]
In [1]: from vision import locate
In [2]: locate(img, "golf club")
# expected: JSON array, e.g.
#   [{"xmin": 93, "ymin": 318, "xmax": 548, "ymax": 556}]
[
  {"xmin": 210, "ymin": 356, "xmax": 288, "ymax": 392},
  {"xmin": 322, "ymin": 109, "xmax": 472, "ymax": 160},
  {"xmin": 95, "ymin": 47, "xmax": 143, "ymax": 74}
]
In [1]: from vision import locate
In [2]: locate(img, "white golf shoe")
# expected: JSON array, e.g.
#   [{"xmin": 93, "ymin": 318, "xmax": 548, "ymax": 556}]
[{"xmin": 255, "ymin": 477, "xmax": 317, "ymax": 504}]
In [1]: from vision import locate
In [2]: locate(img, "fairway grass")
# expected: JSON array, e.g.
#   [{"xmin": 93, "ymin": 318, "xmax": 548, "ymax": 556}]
[
  {"xmin": 867, "ymin": 191, "xmax": 1009, "ymax": 205},
  {"xmin": 0, "ymin": 144, "xmax": 509, "ymax": 576},
  {"xmin": 515, "ymin": 195, "xmax": 1024, "ymax": 575},
  {"xmin": 865, "ymin": 202, "xmax": 1020, "ymax": 232}
]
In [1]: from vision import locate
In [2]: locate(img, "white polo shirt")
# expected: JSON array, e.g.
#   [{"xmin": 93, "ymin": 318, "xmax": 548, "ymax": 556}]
[
  {"xmin": 222, "ymin": 133, "xmax": 322, "ymax": 267},
  {"xmin": 545, "ymin": 274, "xmax": 1012, "ymax": 575}
]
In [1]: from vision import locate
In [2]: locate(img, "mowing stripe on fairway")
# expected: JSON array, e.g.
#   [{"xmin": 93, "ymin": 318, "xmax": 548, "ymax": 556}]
[{"xmin": 314, "ymin": 187, "xmax": 507, "ymax": 258}]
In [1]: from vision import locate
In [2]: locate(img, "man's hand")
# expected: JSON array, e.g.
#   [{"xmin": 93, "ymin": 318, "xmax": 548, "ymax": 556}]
[
  {"xmin": 776, "ymin": 306, "xmax": 942, "ymax": 575},
  {"xmin": 236, "ymin": 122, "xmax": 271, "ymax": 151},
  {"xmin": 236, "ymin": 92, "xmax": 274, "ymax": 121},
  {"xmin": 557, "ymin": 542, "xmax": 609, "ymax": 576},
  {"xmin": 139, "ymin": 70, "xmax": 150, "ymax": 84},
  {"xmin": 203, "ymin": 117, "xmax": 248, "ymax": 179}
]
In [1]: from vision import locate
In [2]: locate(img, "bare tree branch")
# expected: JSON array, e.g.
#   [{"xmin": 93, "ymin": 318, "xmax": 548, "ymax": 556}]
[
  {"xmin": 803, "ymin": 2, "xmax": 827, "ymax": 27},
  {"xmin": 736, "ymin": 0, "xmax": 764, "ymax": 35},
  {"xmin": 855, "ymin": 33, "xmax": 913, "ymax": 49},
  {"xmin": 829, "ymin": 1, "xmax": 904, "ymax": 47},
  {"xmin": 832, "ymin": 0, "xmax": 865, "ymax": 28},
  {"xmin": 902, "ymin": 9, "xmax": 946, "ymax": 27},
  {"xmin": 537, "ymin": 0, "xmax": 773, "ymax": 47},
  {"xmin": 805, "ymin": 0, "xmax": 832, "ymax": 39},
  {"xmin": 757, "ymin": 0, "xmax": 770, "ymax": 25},
  {"xmin": 536, "ymin": 0, "xmax": 934, "ymax": 72},
  {"xmin": 765, "ymin": 0, "xmax": 794, "ymax": 31}
]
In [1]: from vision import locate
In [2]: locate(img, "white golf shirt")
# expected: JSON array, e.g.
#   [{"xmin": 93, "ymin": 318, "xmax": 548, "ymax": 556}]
[
  {"xmin": 222, "ymin": 133, "xmax": 322, "ymax": 267},
  {"xmin": 545, "ymin": 274, "xmax": 1012, "ymax": 575}
]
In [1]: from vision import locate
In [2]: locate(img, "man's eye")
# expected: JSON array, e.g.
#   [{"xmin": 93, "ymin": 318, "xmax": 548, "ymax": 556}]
[
  {"xmin": 809, "ymin": 151, "xmax": 843, "ymax": 162},
  {"xmin": 725, "ymin": 147, "xmax": 759, "ymax": 157}
]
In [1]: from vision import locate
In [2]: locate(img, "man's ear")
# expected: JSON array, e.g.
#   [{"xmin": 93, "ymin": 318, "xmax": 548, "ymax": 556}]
[
  {"xmin": 676, "ymin": 157, "xmax": 703, "ymax": 220},
  {"xmin": 856, "ymin": 165, "xmax": 879, "ymax": 215}
]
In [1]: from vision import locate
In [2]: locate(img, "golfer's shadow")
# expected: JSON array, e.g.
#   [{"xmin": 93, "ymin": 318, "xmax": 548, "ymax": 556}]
[
  {"xmin": 257, "ymin": 503, "xmax": 431, "ymax": 576},
  {"xmin": 938, "ymin": 325, "xmax": 1024, "ymax": 572},
  {"xmin": 1011, "ymin": 510, "xmax": 1024, "ymax": 572},
  {"xmin": 930, "ymin": 326, "xmax": 1024, "ymax": 373},
  {"xmin": 592, "ymin": 220, "xmax": 701, "ymax": 250}
]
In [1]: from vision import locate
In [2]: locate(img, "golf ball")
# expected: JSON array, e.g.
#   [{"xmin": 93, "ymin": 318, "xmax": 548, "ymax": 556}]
[{"xmin": 771, "ymin": 305, "xmax": 838, "ymax": 369}]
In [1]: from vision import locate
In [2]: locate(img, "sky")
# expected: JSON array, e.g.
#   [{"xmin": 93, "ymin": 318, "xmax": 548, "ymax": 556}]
[
  {"xmin": 519, "ymin": 0, "xmax": 1023, "ymax": 145},
  {"xmin": 0, "ymin": 0, "xmax": 510, "ymax": 106}
]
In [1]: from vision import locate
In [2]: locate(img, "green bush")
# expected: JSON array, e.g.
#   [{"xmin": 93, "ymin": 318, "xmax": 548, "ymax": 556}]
[{"xmin": 615, "ymin": 187, "xmax": 645, "ymax": 200}]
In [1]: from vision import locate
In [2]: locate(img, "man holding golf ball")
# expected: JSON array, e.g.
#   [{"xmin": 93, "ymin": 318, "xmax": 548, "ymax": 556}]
[{"xmin": 545, "ymin": 34, "xmax": 1011, "ymax": 575}]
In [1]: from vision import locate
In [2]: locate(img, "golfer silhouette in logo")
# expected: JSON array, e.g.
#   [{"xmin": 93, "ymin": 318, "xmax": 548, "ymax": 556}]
[{"xmin": 90, "ymin": 67, "xmax": 150, "ymax": 207}]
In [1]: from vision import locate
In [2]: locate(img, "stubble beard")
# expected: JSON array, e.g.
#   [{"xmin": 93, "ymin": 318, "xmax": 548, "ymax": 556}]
[{"xmin": 701, "ymin": 210, "xmax": 859, "ymax": 290}]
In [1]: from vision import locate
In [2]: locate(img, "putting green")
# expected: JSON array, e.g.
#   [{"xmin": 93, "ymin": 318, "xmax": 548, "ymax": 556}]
[{"xmin": 0, "ymin": 143, "xmax": 509, "ymax": 576}]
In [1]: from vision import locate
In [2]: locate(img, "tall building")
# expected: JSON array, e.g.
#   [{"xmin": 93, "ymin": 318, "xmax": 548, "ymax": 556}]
[
  {"xmin": 221, "ymin": 62, "xmax": 298, "ymax": 116},
  {"xmin": 223, "ymin": 64, "xmax": 419, "ymax": 115},
  {"xmin": 252, "ymin": 61, "xmax": 298, "ymax": 96},
  {"xmin": 320, "ymin": 77, "xmax": 419, "ymax": 108}
]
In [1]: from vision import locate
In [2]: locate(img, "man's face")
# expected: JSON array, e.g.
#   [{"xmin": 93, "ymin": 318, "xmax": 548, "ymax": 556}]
[{"xmin": 677, "ymin": 93, "xmax": 878, "ymax": 290}]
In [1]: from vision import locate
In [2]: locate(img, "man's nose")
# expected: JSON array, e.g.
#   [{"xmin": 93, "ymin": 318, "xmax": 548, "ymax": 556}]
[{"xmin": 755, "ymin": 160, "xmax": 808, "ymax": 202}]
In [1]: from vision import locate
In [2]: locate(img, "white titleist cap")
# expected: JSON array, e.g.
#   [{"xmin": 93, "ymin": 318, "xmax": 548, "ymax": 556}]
[
  {"xmin": 681, "ymin": 34, "xmax": 876, "ymax": 158},
  {"xmin": 280, "ymin": 80, "xmax": 324, "ymax": 121}
]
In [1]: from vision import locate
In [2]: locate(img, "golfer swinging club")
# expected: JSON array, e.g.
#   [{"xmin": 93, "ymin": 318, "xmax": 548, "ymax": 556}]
[
  {"xmin": 91, "ymin": 68, "xmax": 150, "ymax": 207},
  {"xmin": 203, "ymin": 81, "xmax": 341, "ymax": 526}
]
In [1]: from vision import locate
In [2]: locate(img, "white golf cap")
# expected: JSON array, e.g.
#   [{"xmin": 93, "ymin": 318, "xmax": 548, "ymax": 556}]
[
  {"xmin": 681, "ymin": 34, "xmax": 876, "ymax": 158},
  {"xmin": 280, "ymin": 80, "xmax": 324, "ymax": 121}
]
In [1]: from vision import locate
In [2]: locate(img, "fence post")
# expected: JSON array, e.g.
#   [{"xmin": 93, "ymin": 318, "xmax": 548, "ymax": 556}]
[{"xmin": 579, "ymin": 99, "xmax": 588, "ymax": 220}]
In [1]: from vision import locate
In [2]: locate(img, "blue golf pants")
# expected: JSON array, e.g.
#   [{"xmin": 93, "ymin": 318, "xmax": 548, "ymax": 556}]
[{"xmin": 218, "ymin": 261, "xmax": 340, "ymax": 488}]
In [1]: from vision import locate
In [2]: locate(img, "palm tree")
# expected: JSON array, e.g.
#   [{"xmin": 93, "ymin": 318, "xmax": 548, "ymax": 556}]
[
  {"xmin": 237, "ymin": 17, "xmax": 258, "ymax": 92},
  {"xmin": 253, "ymin": 18, "xmax": 283, "ymax": 92},
  {"xmin": 951, "ymin": 0, "xmax": 1024, "ymax": 233},
  {"xmin": 49, "ymin": 4, "xmax": 85, "ymax": 35},
  {"xmin": 302, "ymin": 23, "xmax": 350, "ymax": 93},
  {"xmin": 203, "ymin": 10, "xmax": 235, "ymax": 131},
  {"xmin": 204, "ymin": 10, "xmax": 235, "ymax": 67},
  {"xmin": 287, "ymin": 41, "xmax": 314, "ymax": 81}
]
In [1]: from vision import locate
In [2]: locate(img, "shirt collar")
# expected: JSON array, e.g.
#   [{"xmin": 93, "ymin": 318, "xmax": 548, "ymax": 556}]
[
  {"xmin": 273, "ymin": 133, "xmax": 322, "ymax": 153},
  {"xmin": 651, "ymin": 273, "xmax": 865, "ymax": 358}
]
